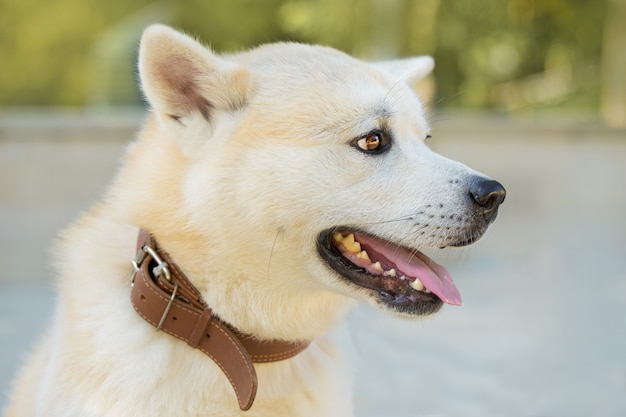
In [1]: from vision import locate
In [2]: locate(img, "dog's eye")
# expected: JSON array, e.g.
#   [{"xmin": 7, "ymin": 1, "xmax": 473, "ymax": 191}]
[{"xmin": 354, "ymin": 131, "xmax": 390, "ymax": 154}]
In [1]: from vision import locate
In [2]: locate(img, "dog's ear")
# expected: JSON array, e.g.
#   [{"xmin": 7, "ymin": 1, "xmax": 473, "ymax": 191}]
[
  {"xmin": 373, "ymin": 56, "xmax": 434, "ymax": 86},
  {"xmin": 138, "ymin": 24, "xmax": 248, "ymax": 127}
]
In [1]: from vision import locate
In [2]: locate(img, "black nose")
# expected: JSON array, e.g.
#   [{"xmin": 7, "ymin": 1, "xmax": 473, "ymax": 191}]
[{"xmin": 469, "ymin": 179, "xmax": 506, "ymax": 223}]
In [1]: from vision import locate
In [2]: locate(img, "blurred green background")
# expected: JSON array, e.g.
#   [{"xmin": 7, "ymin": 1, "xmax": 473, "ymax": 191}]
[{"xmin": 1, "ymin": 0, "xmax": 624, "ymax": 126}]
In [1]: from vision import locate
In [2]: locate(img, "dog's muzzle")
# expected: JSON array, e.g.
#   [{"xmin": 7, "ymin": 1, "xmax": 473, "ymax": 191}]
[{"xmin": 316, "ymin": 176, "xmax": 506, "ymax": 316}]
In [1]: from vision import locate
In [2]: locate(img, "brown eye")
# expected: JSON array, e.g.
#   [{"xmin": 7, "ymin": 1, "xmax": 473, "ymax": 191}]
[{"xmin": 354, "ymin": 131, "xmax": 390, "ymax": 154}]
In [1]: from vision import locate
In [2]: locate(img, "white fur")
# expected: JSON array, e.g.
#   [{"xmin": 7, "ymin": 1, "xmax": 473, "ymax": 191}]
[{"xmin": 5, "ymin": 25, "xmax": 491, "ymax": 416}]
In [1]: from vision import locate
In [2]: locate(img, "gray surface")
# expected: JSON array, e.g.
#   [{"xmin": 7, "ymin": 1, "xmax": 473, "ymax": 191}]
[{"xmin": 1, "ymin": 114, "xmax": 625, "ymax": 416}]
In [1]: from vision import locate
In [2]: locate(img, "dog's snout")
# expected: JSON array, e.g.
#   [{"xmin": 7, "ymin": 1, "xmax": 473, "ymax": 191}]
[{"xmin": 469, "ymin": 179, "xmax": 506, "ymax": 223}]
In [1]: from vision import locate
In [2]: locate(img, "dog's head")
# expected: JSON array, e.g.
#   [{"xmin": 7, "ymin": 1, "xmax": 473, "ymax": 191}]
[{"xmin": 135, "ymin": 25, "xmax": 505, "ymax": 338}]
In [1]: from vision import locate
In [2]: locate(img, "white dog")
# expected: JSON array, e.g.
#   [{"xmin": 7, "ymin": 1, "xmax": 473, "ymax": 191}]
[{"xmin": 5, "ymin": 25, "xmax": 505, "ymax": 417}]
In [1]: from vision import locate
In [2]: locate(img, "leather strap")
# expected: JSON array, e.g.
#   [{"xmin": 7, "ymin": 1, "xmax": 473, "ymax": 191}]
[{"xmin": 129, "ymin": 230, "xmax": 309, "ymax": 411}]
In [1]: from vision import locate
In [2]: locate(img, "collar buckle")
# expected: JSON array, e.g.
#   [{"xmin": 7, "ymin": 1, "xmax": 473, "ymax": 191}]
[{"xmin": 128, "ymin": 244, "xmax": 171, "ymax": 286}]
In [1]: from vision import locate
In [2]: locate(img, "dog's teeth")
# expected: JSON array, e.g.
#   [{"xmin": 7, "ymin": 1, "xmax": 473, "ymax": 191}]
[
  {"xmin": 372, "ymin": 262, "xmax": 384, "ymax": 273},
  {"xmin": 409, "ymin": 278, "xmax": 425, "ymax": 291},
  {"xmin": 342, "ymin": 240, "xmax": 360, "ymax": 253},
  {"xmin": 383, "ymin": 268, "xmax": 397, "ymax": 277},
  {"xmin": 333, "ymin": 232, "xmax": 362, "ymax": 253},
  {"xmin": 357, "ymin": 250, "xmax": 370, "ymax": 261},
  {"xmin": 399, "ymin": 275, "xmax": 407, "ymax": 281},
  {"xmin": 341, "ymin": 233, "xmax": 361, "ymax": 253}
]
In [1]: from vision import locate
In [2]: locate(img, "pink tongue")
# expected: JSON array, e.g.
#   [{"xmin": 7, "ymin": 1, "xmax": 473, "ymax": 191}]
[{"xmin": 355, "ymin": 233, "xmax": 462, "ymax": 306}]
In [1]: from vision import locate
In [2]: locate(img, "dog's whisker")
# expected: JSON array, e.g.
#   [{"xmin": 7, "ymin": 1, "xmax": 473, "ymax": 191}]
[
  {"xmin": 359, "ymin": 215, "xmax": 415, "ymax": 225},
  {"xmin": 384, "ymin": 91, "xmax": 411, "ymax": 117},
  {"xmin": 383, "ymin": 77, "xmax": 406, "ymax": 106},
  {"xmin": 267, "ymin": 228, "xmax": 283, "ymax": 281},
  {"xmin": 407, "ymin": 247, "xmax": 420, "ymax": 264}
]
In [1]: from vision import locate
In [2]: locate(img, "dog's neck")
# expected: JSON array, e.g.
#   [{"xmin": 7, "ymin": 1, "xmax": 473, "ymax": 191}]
[
  {"xmin": 109, "ymin": 126, "xmax": 352, "ymax": 341},
  {"xmin": 129, "ymin": 229, "xmax": 310, "ymax": 411}
]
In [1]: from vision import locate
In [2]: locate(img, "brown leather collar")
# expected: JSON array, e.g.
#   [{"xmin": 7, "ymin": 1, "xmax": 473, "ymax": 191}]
[{"xmin": 128, "ymin": 229, "xmax": 310, "ymax": 411}]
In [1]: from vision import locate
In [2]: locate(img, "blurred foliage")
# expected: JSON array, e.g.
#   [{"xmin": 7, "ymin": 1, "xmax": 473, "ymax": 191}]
[{"xmin": 0, "ymin": 0, "xmax": 610, "ymax": 113}]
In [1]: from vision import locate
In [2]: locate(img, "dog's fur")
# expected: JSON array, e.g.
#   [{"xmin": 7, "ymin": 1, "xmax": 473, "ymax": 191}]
[{"xmin": 5, "ymin": 25, "xmax": 502, "ymax": 417}]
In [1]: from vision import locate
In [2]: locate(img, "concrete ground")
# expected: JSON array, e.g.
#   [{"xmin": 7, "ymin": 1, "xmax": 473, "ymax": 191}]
[{"xmin": 1, "ymin": 113, "xmax": 625, "ymax": 416}]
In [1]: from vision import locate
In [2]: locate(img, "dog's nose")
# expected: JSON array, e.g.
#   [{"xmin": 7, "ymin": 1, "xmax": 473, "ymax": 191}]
[{"xmin": 469, "ymin": 179, "xmax": 506, "ymax": 223}]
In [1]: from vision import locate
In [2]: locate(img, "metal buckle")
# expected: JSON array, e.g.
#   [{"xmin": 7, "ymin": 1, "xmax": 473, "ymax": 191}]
[
  {"xmin": 157, "ymin": 282, "xmax": 179, "ymax": 331},
  {"xmin": 128, "ymin": 245, "xmax": 172, "ymax": 286}
]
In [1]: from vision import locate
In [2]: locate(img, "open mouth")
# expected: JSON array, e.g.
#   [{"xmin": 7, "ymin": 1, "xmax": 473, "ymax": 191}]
[{"xmin": 317, "ymin": 229, "xmax": 462, "ymax": 315}]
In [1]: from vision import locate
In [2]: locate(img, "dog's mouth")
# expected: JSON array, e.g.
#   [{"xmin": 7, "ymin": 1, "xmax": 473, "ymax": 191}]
[{"xmin": 317, "ymin": 229, "xmax": 461, "ymax": 315}]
